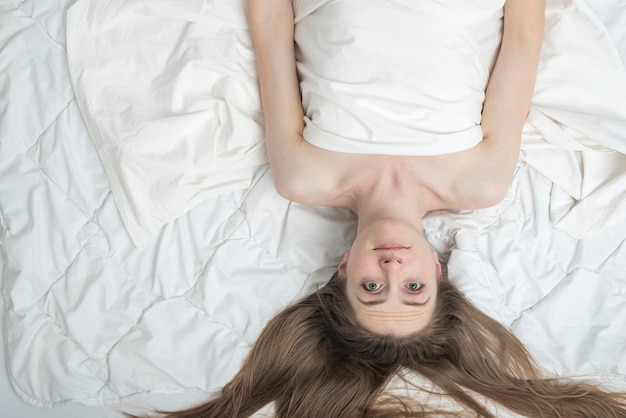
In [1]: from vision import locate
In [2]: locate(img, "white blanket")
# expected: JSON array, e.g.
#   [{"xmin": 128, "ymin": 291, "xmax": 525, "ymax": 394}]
[
  {"xmin": 522, "ymin": 0, "xmax": 626, "ymax": 238},
  {"xmin": 1, "ymin": 0, "xmax": 625, "ymax": 415},
  {"xmin": 66, "ymin": 0, "xmax": 268, "ymax": 246}
]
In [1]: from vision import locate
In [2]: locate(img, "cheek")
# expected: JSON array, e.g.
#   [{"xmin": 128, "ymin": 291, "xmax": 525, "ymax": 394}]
[
  {"xmin": 345, "ymin": 252, "xmax": 375, "ymax": 278},
  {"xmin": 344, "ymin": 260, "xmax": 370, "ymax": 289}
]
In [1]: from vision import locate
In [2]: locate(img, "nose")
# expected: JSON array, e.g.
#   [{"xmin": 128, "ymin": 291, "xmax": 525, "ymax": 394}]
[{"xmin": 380, "ymin": 254, "xmax": 403, "ymax": 267}]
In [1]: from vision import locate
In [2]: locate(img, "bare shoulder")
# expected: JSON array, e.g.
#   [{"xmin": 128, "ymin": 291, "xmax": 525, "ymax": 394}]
[
  {"xmin": 273, "ymin": 139, "xmax": 514, "ymax": 212},
  {"xmin": 271, "ymin": 140, "xmax": 363, "ymax": 208},
  {"xmin": 425, "ymin": 142, "xmax": 513, "ymax": 211}
]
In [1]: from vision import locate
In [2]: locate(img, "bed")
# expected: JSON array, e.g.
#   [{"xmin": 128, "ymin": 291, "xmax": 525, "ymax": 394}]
[{"xmin": 1, "ymin": 0, "xmax": 625, "ymax": 417}]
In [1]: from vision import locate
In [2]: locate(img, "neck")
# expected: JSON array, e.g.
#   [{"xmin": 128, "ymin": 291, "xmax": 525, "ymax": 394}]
[{"xmin": 352, "ymin": 173, "xmax": 428, "ymax": 235}]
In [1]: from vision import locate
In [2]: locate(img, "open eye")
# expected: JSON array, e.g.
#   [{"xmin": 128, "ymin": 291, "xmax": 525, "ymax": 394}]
[
  {"xmin": 407, "ymin": 282, "xmax": 423, "ymax": 293},
  {"xmin": 363, "ymin": 282, "xmax": 382, "ymax": 292}
]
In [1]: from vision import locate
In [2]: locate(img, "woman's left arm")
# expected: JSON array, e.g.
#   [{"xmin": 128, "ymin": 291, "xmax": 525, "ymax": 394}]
[{"xmin": 247, "ymin": 0, "xmax": 352, "ymax": 206}]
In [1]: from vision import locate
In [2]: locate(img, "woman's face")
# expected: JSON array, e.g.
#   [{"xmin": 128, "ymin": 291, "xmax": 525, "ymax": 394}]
[{"xmin": 338, "ymin": 219, "xmax": 442, "ymax": 337}]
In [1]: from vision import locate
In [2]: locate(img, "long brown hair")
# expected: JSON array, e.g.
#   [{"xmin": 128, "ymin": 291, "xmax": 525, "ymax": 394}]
[{"xmin": 125, "ymin": 274, "xmax": 626, "ymax": 417}]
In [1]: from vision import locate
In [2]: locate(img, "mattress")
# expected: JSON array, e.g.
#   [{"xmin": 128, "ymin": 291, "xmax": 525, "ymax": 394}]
[{"xmin": 0, "ymin": 0, "xmax": 625, "ymax": 417}]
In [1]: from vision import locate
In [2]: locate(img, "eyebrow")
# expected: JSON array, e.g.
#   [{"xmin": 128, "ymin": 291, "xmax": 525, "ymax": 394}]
[{"xmin": 357, "ymin": 297, "xmax": 431, "ymax": 307}]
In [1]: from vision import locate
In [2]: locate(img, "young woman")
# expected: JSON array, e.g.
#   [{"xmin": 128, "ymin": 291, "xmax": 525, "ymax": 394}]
[
  {"xmin": 127, "ymin": 0, "xmax": 626, "ymax": 416},
  {"xmin": 249, "ymin": 0, "xmax": 539, "ymax": 338}
]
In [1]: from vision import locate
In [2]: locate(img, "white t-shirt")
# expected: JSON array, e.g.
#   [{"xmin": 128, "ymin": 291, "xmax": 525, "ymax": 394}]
[{"xmin": 294, "ymin": 0, "xmax": 505, "ymax": 155}]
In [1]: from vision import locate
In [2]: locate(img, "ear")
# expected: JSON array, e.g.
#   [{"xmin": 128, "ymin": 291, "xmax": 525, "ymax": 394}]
[
  {"xmin": 338, "ymin": 251, "xmax": 350, "ymax": 278},
  {"xmin": 432, "ymin": 250, "xmax": 443, "ymax": 281}
]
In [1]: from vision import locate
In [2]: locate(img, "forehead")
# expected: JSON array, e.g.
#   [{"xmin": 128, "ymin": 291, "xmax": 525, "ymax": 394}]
[{"xmin": 349, "ymin": 293, "xmax": 436, "ymax": 336}]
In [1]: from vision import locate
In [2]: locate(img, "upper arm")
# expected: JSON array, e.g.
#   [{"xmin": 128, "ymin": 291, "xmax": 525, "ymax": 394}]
[
  {"xmin": 247, "ymin": 0, "xmax": 301, "ymax": 136},
  {"xmin": 475, "ymin": 0, "xmax": 545, "ymax": 198},
  {"xmin": 247, "ymin": 0, "xmax": 304, "ymax": 169},
  {"xmin": 447, "ymin": 0, "xmax": 544, "ymax": 207},
  {"xmin": 502, "ymin": 0, "xmax": 545, "ymax": 43},
  {"xmin": 481, "ymin": 0, "xmax": 544, "ymax": 147},
  {"xmin": 247, "ymin": 0, "xmax": 345, "ymax": 204}
]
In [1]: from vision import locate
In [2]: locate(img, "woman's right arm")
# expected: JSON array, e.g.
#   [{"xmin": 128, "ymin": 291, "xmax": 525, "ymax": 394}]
[
  {"xmin": 247, "ymin": 0, "xmax": 344, "ymax": 203},
  {"xmin": 448, "ymin": 0, "xmax": 544, "ymax": 208},
  {"xmin": 479, "ymin": 0, "xmax": 544, "ymax": 178}
]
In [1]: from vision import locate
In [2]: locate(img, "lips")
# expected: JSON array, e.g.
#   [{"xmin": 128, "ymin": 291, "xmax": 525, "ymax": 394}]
[{"xmin": 374, "ymin": 244, "xmax": 408, "ymax": 250}]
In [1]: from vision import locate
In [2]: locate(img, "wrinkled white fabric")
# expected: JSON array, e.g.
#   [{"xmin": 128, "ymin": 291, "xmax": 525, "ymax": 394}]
[
  {"xmin": 294, "ymin": 0, "xmax": 504, "ymax": 156},
  {"xmin": 66, "ymin": 0, "xmax": 268, "ymax": 246},
  {"xmin": 521, "ymin": 0, "xmax": 626, "ymax": 238},
  {"xmin": 2, "ymin": 0, "xmax": 625, "ymax": 414}
]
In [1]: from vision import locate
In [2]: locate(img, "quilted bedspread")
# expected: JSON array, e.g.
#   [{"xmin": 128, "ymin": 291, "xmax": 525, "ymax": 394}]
[{"xmin": 1, "ymin": 0, "xmax": 625, "ymax": 414}]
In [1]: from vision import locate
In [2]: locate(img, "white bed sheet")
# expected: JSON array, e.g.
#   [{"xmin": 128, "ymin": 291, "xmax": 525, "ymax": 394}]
[{"xmin": 0, "ymin": 1, "xmax": 625, "ymax": 417}]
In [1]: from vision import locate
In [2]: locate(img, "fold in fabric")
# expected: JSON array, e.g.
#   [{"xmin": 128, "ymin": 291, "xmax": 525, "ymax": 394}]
[
  {"xmin": 66, "ymin": 0, "xmax": 267, "ymax": 246},
  {"xmin": 520, "ymin": 0, "xmax": 626, "ymax": 238}
]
